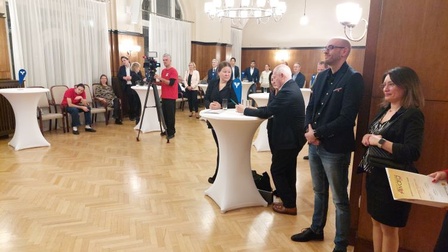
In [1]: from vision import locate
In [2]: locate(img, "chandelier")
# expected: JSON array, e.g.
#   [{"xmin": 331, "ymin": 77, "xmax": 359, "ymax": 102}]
[{"xmin": 204, "ymin": 0, "xmax": 287, "ymax": 25}]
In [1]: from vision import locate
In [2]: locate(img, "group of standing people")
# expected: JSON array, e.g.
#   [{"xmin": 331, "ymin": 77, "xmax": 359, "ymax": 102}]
[{"xmin": 204, "ymin": 36, "xmax": 440, "ymax": 252}]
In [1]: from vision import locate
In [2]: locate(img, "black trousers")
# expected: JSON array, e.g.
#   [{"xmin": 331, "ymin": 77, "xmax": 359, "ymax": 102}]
[
  {"xmin": 186, "ymin": 90, "xmax": 198, "ymax": 112},
  {"xmin": 125, "ymin": 88, "xmax": 141, "ymax": 119},
  {"xmin": 162, "ymin": 99, "xmax": 176, "ymax": 136},
  {"xmin": 112, "ymin": 98, "xmax": 122, "ymax": 120},
  {"xmin": 435, "ymin": 212, "xmax": 448, "ymax": 252},
  {"xmin": 270, "ymin": 148, "xmax": 300, "ymax": 208}
]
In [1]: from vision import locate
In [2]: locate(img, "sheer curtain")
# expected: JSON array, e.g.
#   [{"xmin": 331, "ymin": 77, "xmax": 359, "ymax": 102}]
[
  {"xmin": 231, "ymin": 28, "xmax": 243, "ymax": 68},
  {"xmin": 149, "ymin": 14, "xmax": 191, "ymax": 75},
  {"xmin": 9, "ymin": 0, "xmax": 110, "ymax": 88}
]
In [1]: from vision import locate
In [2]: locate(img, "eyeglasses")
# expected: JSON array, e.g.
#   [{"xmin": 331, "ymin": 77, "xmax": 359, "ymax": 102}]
[{"xmin": 323, "ymin": 45, "xmax": 346, "ymax": 51}]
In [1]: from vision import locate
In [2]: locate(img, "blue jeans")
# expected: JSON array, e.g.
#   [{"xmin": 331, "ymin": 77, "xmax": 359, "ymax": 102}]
[
  {"xmin": 309, "ymin": 144, "xmax": 351, "ymax": 250},
  {"xmin": 66, "ymin": 106, "xmax": 92, "ymax": 127}
]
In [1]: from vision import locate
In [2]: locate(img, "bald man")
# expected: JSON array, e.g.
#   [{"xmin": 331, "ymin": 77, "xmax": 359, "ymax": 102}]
[{"xmin": 291, "ymin": 38, "xmax": 364, "ymax": 252}]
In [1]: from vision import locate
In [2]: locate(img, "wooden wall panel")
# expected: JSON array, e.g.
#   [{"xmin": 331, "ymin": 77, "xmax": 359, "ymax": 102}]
[
  {"xmin": 191, "ymin": 42, "xmax": 229, "ymax": 81},
  {"xmin": 241, "ymin": 47, "xmax": 365, "ymax": 87},
  {"xmin": 354, "ymin": 0, "xmax": 448, "ymax": 251},
  {"xmin": 0, "ymin": 17, "xmax": 11, "ymax": 80}
]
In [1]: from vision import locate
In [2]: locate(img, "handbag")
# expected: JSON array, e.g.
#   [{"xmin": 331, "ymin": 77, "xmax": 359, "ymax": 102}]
[{"xmin": 366, "ymin": 146, "xmax": 405, "ymax": 169}]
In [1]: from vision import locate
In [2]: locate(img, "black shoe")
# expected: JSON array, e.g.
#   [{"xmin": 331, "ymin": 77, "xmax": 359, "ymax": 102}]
[
  {"xmin": 167, "ymin": 134, "xmax": 175, "ymax": 140},
  {"xmin": 332, "ymin": 249, "xmax": 346, "ymax": 252},
  {"xmin": 208, "ymin": 177, "xmax": 215, "ymax": 184},
  {"xmin": 72, "ymin": 130, "xmax": 79, "ymax": 135},
  {"xmin": 303, "ymin": 156, "xmax": 309, "ymax": 160},
  {"xmin": 85, "ymin": 128, "xmax": 96, "ymax": 132},
  {"xmin": 160, "ymin": 131, "xmax": 167, "ymax": 136},
  {"xmin": 115, "ymin": 119, "xmax": 123, "ymax": 125},
  {"xmin": 291, "ymin": 228, "xmax": 324, "ymax": 242}
]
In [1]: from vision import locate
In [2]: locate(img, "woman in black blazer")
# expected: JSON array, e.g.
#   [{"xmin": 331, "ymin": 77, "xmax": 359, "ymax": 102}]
[
  {"xmin": 360, "ymin": 66, "xmax": 425, "ymax": 252},
  {"xmin": 204, "ymin": 61, "xmax": 238, "ymax": 184}
]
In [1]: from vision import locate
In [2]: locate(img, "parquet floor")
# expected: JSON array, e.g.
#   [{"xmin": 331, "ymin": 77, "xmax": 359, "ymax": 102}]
[{"xmin": 0, "ymin": 107, "xmax": 354, "ymax": 252}]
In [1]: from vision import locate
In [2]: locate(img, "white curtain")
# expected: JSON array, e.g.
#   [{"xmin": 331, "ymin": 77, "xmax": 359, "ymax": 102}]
[
  {"xmin": 149, "ymin": 14, "xmax": 191, "ymax": 76},
  {"xmin": 231, "ymin": 28, "xmax": 243, "ymax": 68},
  {"xmin": 9, "ymin": 0, "xmax": 110, "ymax": 88}
]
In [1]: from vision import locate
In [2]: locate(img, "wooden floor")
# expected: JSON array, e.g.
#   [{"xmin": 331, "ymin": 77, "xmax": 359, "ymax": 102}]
[{"xmin": 0, "ymin": 107, "xmax": 354, "ymax": 252}]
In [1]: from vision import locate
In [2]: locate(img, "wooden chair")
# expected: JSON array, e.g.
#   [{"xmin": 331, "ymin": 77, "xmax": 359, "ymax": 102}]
[
  {"xmin": 176, "ymin": 91, "xmax": 187, "ymax": 111},
  {"xmin": 49, "ymin": 85, "xmax": 70, "ymax": 133},
  {"xmin": 31, "ymin": 86, "xmax": 66, "ymax": 133},
  {"xmin": 92, "ymin": 83, "xmax": 121, "ymax": 124},
  {"xmin": 84, "ymin": 84, "xmax": 109, "ymax": 125}
]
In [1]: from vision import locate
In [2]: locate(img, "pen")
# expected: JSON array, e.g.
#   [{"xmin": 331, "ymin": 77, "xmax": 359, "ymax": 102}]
[{"xmin": 229, "ymin": 99, "xmax": 238, "ymax": 105}]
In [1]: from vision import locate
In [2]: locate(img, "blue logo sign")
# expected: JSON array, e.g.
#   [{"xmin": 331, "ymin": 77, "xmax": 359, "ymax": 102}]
[
  {"xmin": 232, "ymin": 78, "xmax": 242, "ymax": 103},
  {"xmin": 18, "ymin": 69, "xmax": 27, "ymax": 87}
]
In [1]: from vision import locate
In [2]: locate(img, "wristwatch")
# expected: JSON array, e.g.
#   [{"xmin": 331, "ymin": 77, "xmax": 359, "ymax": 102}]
[{"xmin": 378, "ymin": 138, "xmax": 386, "ymax": 148}]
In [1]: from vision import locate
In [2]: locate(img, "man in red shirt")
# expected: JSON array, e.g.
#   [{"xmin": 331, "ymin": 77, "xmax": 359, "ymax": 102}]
[
  {"xmin": 61, "ymin": 84, "xmax": 96, "ymax": 135},
  {"xmin": 155, "ymin": 53, "xmax": 178, "ymax": 139}
]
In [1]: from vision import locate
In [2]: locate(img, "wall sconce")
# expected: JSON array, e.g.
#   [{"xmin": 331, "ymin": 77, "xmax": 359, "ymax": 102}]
[
  {"xmin": 120, "ymin": 43, "xmax": 141, "ymax": 57},
  {"xmin": 275, "ymin": 50, "xmax": 289, "ymax": 62},
  {"xmin": 336, "ymin": 2, "xmax": 368, "ymax": 42}
]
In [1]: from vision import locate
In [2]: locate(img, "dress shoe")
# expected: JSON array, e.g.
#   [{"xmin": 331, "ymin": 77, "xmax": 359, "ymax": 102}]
[
  {"xmin": 189, "ymin": 113, "xmax": 193, "ymax": 117},
  {"xmin": 85, "ymin": 128, "xmax": 96, "ymax": 132},
  {"xmin": 72, "ymin": 130, "xmax": 79, "ymax": 135},
  {"xmin": 115, "ymin": 119, "xmax": 123, "ymax": 125},
  {"xmin": 332, "ymin": 248, "xmax": 346, "ymax": 252},
  {"xmin": 272, "ymin": 203, "xmax": 297, "ymax": 215},
  {"xmin": 291, "ymin": 228, "xmax": 324, "ymax": 242},
  {"xmin": 303, "ymin": 156, "xmax": 309, "ymax": 160},
  {"xmin": 160, "ymin": 131, "xmax": 167, "ymax": 136},
  {"xmin": 167, "ymin": 134, "xmax": 175, "ymax": 140}
]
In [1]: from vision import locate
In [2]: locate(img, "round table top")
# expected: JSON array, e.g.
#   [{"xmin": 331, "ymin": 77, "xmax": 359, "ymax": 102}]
[
  {"xmin": 200, "ymin": 109, "xmax": 264, "ymax": 121},
  {"xmin": 249, "ymin": 93, "xmax": 269, "ymax": 100},
  {"xmin": 131, "ymin": 85, "xmax": 161, "ymax": 91},
  {"xmin": 0, "ymin": 87, "xmax": 49, "ymax": 94}
]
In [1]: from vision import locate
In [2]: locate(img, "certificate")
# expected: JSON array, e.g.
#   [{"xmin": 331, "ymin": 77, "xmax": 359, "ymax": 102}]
[{"xmin": 386, "ymin": 168, "xmax": 448, "ymax": 208}]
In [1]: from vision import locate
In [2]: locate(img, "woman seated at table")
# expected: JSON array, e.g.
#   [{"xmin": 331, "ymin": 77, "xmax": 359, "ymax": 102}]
[{"xmin": 205, "ymin": 61, "xmax": 238, "ymax": 184}]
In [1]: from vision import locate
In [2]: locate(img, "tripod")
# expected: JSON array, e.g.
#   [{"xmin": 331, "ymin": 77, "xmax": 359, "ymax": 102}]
[{"xmin": 136, "ymin": 75, "xmax": 168, "ymax": 142}]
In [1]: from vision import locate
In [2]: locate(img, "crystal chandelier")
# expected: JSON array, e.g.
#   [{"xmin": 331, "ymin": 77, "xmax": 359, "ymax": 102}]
[{"xmin": 204, "ymin": 0, "xmax": 287, "ymax": 25}]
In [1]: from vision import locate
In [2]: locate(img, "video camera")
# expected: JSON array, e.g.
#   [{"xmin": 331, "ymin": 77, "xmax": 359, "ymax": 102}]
[{"xmin": 143, "ymin": 51, "xmax": 160, "ymax": 81}]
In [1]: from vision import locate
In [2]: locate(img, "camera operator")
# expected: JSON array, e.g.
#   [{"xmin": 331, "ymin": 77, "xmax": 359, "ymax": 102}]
[{"xmin": 154, "ymin": 53, "xmax": 178, "ymax": 139}]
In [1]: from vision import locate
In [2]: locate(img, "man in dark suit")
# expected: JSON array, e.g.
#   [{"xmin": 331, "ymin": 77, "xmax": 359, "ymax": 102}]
[
  {"xmin": 244, "ymin": 60, "xmax": 260, "ymax": 102},
  {"xmin": 206, "ymin": 59, "xmax": 218, "ymax": 84},
  {"xmin": 230, "ymin": 57, "xmax": 240, "ymax": 80},
  {"xmin": 292, "ymin": 62, "xmax": 306, "ymax": 88},
  {"xmin": 290, "ymin": 38, "xmax": 364, "ymax": 252},
  {"xmin": 309, "ymin": 61, "xmax": 328, "ymax": 88},
  {"xmin": 236, "ymin": 64, "xmax": 306, "ymax": 216}
]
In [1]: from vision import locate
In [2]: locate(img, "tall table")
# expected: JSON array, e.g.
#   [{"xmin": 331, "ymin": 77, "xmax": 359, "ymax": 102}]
[
  {"xmin": 200, "ymin": 109, "xmax": 267, "ymax": 212},
  {"xmin": 241, "ymin": 81, "xmax": 254, "ymax": 102},
  {"xmin": 300, "ymin": 88, "xmax": 312, "ymax": 109},
  {"xmin": 132, "ymin": 85, "xmax": 161, "ymax": 133},
  {"xmin": 248, "ymin": 93, "xmax": 270, "ymax": 152},
  {"xmin": 0, "ymin": 88, "xmax": 51, "ymax": 150}
]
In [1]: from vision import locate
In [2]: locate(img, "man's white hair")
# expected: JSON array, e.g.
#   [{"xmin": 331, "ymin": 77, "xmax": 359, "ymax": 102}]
[{"xmin": 274, "ymin": 64, "xmax": 292, "ymax": 79}]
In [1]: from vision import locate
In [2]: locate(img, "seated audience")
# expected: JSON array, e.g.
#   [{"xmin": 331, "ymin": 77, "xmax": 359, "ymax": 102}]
[
  {"xmin": 94, "ymin": 74, "xmax": 122, "ymax": 124},
  {"xmin": 61, "ymin": 83, "xmax": 96, "ymax": 135}
]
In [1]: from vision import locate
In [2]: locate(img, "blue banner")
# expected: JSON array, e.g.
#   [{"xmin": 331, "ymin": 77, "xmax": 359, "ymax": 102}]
[
  {"xmin": 232, "ymin": 78, "xmax": 242, "ymax": 103},
  {"xmin": 18, "ymin": 69, "xmax": 27, "ymax": 87}
]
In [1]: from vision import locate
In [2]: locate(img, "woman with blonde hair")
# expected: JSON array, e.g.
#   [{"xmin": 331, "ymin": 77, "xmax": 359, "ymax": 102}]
[{"xmin": 183, "ymin": 62, "xmax": 200, "ymax": 118}]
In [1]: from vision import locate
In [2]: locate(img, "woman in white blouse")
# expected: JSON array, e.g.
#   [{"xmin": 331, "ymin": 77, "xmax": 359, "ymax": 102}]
[
  {"xmin": 259, "ymin": 64, "xmax": 271, "ymax": 93},
  {"xmin": 183, "ymin": 62, "xmax": 201, "ymax": 118}
]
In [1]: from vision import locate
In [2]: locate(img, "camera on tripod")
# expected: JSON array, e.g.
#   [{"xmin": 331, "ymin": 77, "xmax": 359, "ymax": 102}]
[{"xmin": 143, "ymin": 51, "xmax": 160, "ymax": 79}]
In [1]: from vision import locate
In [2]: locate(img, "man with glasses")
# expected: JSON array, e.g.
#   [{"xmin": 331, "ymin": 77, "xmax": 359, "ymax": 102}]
[{"xmin": 290, "ymin": 38, "xmax": 364, "ymax": 252}]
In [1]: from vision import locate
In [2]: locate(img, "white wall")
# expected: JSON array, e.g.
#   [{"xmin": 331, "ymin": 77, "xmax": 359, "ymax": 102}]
[
  {"xmin": 0, "ymin": 0, "xmax": 5, "ymax": 15},
  {"xmin": 179, "ymin": 0, "xmax": 370, "ymax": 47}
]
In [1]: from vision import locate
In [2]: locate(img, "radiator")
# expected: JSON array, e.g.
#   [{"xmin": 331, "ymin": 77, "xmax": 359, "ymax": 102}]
[{"xmin": 0, "ymin": 81, "xmax": 19, "ymax": 137}]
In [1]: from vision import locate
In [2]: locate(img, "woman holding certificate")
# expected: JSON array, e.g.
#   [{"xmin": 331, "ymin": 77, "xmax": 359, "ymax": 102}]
[
  {"xmin": 204, "ymin": 61, "xmax": 238, "ymax": 184},
  {"xmin": 360, "ymin": 67, "xmax": 425, "ymax": 252},
  {"xmin": 429, "ymin": 169, "xmax": 448, "ymax": 252}
]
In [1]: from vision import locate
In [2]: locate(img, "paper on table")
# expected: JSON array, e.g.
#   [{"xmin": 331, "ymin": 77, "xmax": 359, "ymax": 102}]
[
  {"xmin": 202, "ymin": 109, "xmax": 225, "ymax": 114},
  {"xmin": 386, "ymin": 168, "xmax": 448, "ymax": 208}
]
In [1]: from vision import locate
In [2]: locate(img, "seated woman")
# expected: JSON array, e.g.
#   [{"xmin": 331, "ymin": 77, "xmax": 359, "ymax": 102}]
[{"xmin": 94, "ymin": 74, "xmax": 122, "ymax": 124}]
